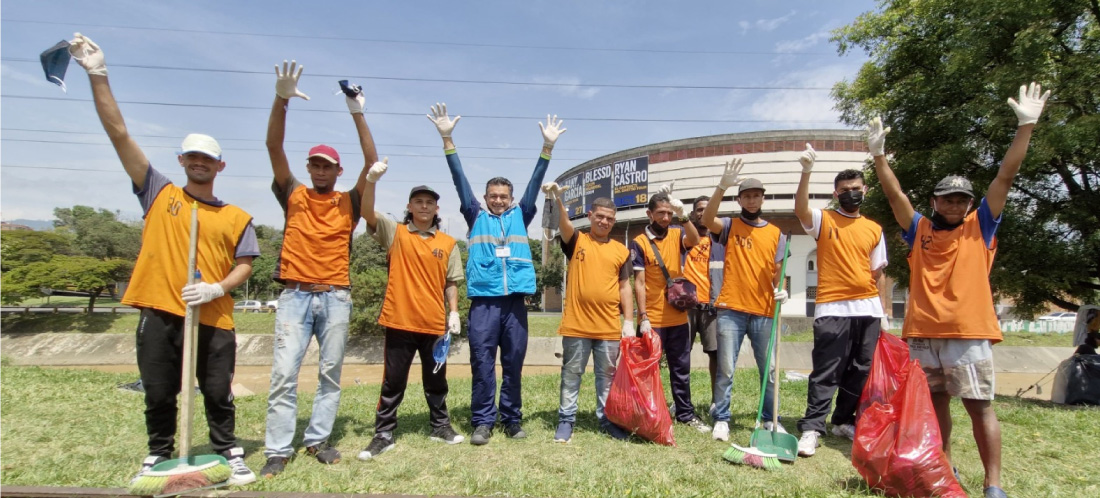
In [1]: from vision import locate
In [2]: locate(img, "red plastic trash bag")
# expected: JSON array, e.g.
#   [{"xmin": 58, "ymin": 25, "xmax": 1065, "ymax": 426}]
[
  {"xmin": 857, "ymin": 331, "xmax": 911, "ymax": 420},
  {"xmin": 605, "ymin": 330, "xmax": 675, "ymax": 446},
  {"xmin": 852, "ymin": 333, "xmax": 964, "ymax": 498}
]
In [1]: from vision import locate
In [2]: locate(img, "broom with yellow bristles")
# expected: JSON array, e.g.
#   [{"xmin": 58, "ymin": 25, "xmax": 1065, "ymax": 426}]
[{"xmin": 128, "ymin": 202, "xmax": 231, "ymax": 496}]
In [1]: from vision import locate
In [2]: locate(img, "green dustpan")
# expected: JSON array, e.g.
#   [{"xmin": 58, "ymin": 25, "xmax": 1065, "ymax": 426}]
[{"xmin": 749, "ymin": 234, "xmax": 798, "ymax": 463}]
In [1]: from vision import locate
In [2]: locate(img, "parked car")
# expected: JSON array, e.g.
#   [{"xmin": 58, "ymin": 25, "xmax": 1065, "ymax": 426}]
[
  {"xmin": 1037, "ymin": 312, "xmax": 1077, "ymax": 322},
  {"xmin": 265, "ymin": 300, "xmax": 279, "ymax": 311},
  {"xmin": 234, "ymin": 300, "xmax": 263, "ymax": 312}
]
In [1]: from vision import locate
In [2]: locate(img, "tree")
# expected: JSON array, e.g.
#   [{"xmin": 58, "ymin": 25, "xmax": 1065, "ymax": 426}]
[
  {"xmin": 531, "ymin": 237, "xmax": 565, "ymax": 310},
  {"xmin": 0, "ymin": 230, "xmax": 75, "ymax": 272},
  {"xmin": 832, "ymin": 0, "xmax": 1100, "ymax": 316},
  {"xmin": 53, "ymin": 205, "xmax": 142, "ymax": 260},
  {"xmin": 242, "ymin": 224, "xmax": 284, "ymax": 301},
  {"xmin": 1, "ymin": 256, "xmax": 132, "ymax": 308}
]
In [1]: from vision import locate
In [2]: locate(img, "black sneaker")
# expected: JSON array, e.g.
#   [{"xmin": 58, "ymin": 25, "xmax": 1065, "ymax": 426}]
[
  {"xmin": 504, "ymin": 423, "xmax": 527, "ymax": 439},
  {"xmin": 357, "ymin": 432, "xmax": 395, "ymax": 460},
  {"xmin": 129, "ymin": 455, "xmax": 167, "ymax": 485},
  {"xmin": 305, "ymin": 442, "xmax": 340, "ymax": 464},
  {"xmin": 599, "ymin": 419, "xmax": 630, "ymax": 440},
  {"xmin": 260, "ymin": 456, "xmax": 288, "ymax": 478},
  {"xmin": 470, "ymin": 425, "xmax": 493, "ymax": 446},
  {"xmin": 429, "ymin": 425, "xmax": 465, "ymax": 444}
]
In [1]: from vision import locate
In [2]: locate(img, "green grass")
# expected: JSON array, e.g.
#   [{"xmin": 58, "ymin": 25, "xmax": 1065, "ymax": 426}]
[
  {"xmin": 13, "ymin": 295, "xmax": 125, "ymax": 308},
  {"xmin": 1, "ymin": 365, "xmax": 1096, "ymax": 497}
]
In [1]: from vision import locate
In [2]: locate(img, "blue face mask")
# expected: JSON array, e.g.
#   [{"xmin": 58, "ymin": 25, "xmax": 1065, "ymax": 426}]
[
  {"xmin": 432, "ymin": 333, "xmax": 452, "ymax": 374},
  {"xmin": 40, "ymin": 40, "xmax": 72, "ymax": 92}
]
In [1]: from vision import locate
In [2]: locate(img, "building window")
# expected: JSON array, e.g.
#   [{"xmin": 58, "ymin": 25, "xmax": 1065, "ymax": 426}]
[
  {"xmin": 807, "ymin": 260, "xmax": 815, "ymax": 271},
  {"xmin": 806, "ymin": 286, "xmax": 817, "ymax": 300}
]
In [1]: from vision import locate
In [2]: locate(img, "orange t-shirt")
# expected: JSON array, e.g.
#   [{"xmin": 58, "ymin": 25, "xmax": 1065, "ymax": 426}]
[
  {"xmin": 273, "ymin": 178, "xmax": 360, "ymax": 286},
  {"xmin": 904, "ymin": 211, "xmax": 1001, "ymax": 342},
  {"xmin": 559, "ymin": 232, "xmax": 631, "ymax": 340},
  {"xmin": 814, "ymin": 210, "xmax": 883, "ymax": 303},
  {"xmin": 714, "ymin": 218, "xmax": 782, "ymax": 317},
  {"xmin": 683, "ymin": 235, "xmax": 711, "ymax": 298},
  {"xmin": 630, "ymin": 227, "xmax": 689, "ymax": 327},
  {"xmin": 377, "ymin": 224, "xmax": 457, "ymax": 335},
  {"xmin": 123, "ymin": 178, "xmax": 253, "ymax": 330}
]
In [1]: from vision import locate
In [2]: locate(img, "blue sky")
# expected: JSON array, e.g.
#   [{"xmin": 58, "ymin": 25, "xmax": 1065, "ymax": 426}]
[{"xmin": 1, "ymin": 0, "xmax": 877, "ymax": 237}]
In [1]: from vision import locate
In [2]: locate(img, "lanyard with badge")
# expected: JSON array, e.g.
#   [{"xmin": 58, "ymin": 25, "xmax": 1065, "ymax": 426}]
[{"xmin": 495, "ymin": 217, "xmax": 510, "ymax": 258}]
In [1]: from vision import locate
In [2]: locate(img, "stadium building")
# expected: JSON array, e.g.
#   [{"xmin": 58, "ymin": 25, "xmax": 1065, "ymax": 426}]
[{"xmin": 542, "ymin": 128, "xmax": 903, "ymax": 319}]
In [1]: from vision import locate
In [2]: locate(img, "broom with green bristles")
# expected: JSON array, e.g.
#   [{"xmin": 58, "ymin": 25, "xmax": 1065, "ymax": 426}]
[{"xmin": 128, "ymin": 202, "xmax": 232, "ymax": 496}]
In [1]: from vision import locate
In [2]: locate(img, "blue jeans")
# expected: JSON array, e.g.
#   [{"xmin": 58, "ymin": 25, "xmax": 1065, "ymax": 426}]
[
  {"xmin": 558, "ymin": 337, "xmax": 620, "ymax": 424},
  {"xmin": 714, "ymin": 309, "xmax": 777, "ymax": 423},
  {"xmin": 264, "ymin": 288, "xmax": 351, "ymax": 458}
]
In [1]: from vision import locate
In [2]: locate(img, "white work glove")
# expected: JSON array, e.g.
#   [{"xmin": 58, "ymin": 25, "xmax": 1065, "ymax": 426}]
[
  {"xmin": 181, "ymin": 282, "xmax": 225, "ymax": 306},
  {"xmin": 718, "ymin": 158, "xmax": 744, "ymax": 190},
  {"xmin": 657, "ymin": 181, "xmax": 674, "ymax": 197},
  {"xmin": 639, "ymin": 318, "xmax": 653, "ymax": 335},
  {"xmin": 621, "ymin": 320, "xmax": 635, "ymax": 339},
  {"xmin": 539, "ymin": 114, "xmax": 567, "ymax": 148},
  {"xmin": 366, "ymin": 157, "xmax": 388, "ymax": 183},
  {"xmin": 1007, "ymin": 81, "xmax": 1050, "ymax": 126},
  {"xmin": 447, "ymin": 311, "xmax": 461, "ymax": 336},
  {"xmin": 669, "ymin": 197, "xmax": 685, "ymax": 218},
  {"xmin": 541, "ymin": 182, "xmax": 563, "ymax": 201},
  {"xmin": 346, "ymin": 91, "xmax": 366, "ymax": 114},
  {"xmin": 799, "ymin": 143, "xmax": 817, "ymax": 173},
  {"xmin": 427, "ymin": 103, "xmax": 460, "ymax": 138},
  {"xmin": 69, "ymin": 33, "xmax": 107, "ymax": 76},
  {"xmin": 881, "ymin": 316, "xmax": 891, "ymax": 332},
  {"xmin": 866, "ymin": 116, "xmax": 890, "ymax": 157},
  {"xmin": 274, "ymin": 60, "xmax": 310, "ymax": 100},
  {"xmin": 773, "ymin": 288, "xmax": 789, "ymax": 304}
]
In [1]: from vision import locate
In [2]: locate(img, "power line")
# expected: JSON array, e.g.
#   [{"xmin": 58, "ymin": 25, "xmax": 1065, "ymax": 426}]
[
  {"xmin": 0, "ymin": 127, "xmax": 616, "ymax": 153},
  {"xmin": 2, "ymin": 57, "xmax": 833, "ymax": 91},
  {"xmin": 1, "ymin": 95, "xmax": 844, "ymax": 124},
  {"xmin": 0, "ymin": 139, "xmax": 590, "ymax": 161},
  {"xmin": 2, "ymin": 19, "xmax": 833, "ymax": 57}
]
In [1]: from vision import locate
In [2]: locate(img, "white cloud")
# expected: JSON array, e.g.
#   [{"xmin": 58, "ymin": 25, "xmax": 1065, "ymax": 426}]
[
  {"xmin": 776, "ymin": 29, "xmax": 833, "ymax": 53},
  {"xmin": 720, "ymin": 63, "xmax": 860, "ymax": 126},
  {"xmin": 531, "ymin": 76, "xmax": 600, "ymax": 100},
  {"xmin": 739, "ymin": 11, "xmax": 797, "ymax": 35}
]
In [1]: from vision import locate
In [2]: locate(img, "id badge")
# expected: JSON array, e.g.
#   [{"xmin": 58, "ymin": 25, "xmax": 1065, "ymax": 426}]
[{"xmin": 495, "ymin": 246, "xmax": 511, "ymax": 258}]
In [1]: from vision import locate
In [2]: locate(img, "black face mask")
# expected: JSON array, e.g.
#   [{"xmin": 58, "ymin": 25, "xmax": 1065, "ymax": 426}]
[
  {"xmin": 740, "ymin": 208, "xmax": 762, "ymax": 221},
  {"xmin": 648, "ymin": 222, "xmax": 668, "ymax": 238},
  {"xmin": 930, "ymin": 199, "xmax": 971, "ymax": 231},
  {"xmin": 837, "ymin": 190, "xmax": 864, "ymax": 213}
]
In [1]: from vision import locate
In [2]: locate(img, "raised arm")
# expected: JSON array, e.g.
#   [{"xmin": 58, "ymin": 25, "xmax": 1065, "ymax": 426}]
[
  {"xmin": 543, "ymin": 182, "xmax": 574, "ymax": 244},
  {"xmin": 70, "ymin": 33, "xmax": 149, "ymax": 187},
  {"xmin": 867, "ymin": 117, "xmax": 916, "ymax": 229},
  {"xmin": 519, "ymin": 115, "xmax": 567, "ymax": 225},
  {"xmin": 702, "ymin": 159, "xmax": 744, "ymax": 233},
  {"xmin": 360, "ymin": 159, "xmax": 388, "ymax": 230},
  {"xmin": 266, "ymin": 60, "xmax": 310, "ymax": 189},
  {"xmin": 429, "ymin": 103, "xmax": 480, "ymax": 225},
  {"xmin": 341, "ymin": 81, "xmax": 378, "ymax": 195},
  {"xmin": 661, "ymin": 182, "xmax": 699, "ymax": 248},
  {"xmin": 989, "ymin": 82, "xmax": 1050, "ymax": 218},
  {"xmin": 794, "ymin": 143, "xmax": 817, "ymax": 228}
]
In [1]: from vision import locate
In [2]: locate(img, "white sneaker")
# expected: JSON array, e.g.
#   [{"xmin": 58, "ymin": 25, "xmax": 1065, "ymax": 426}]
[
  {"xmin": 797, "ymin": 430, "xmax": 820, "ymax": 457},
  {"xmin": 831, "ymin": 423, "xmax": 856, "ymax": 440},
  {"xmin": 223, "ymin": 447, "xmax": 256, "ymax": 486},
  {"xmin": 762, "ymin": 420, "xmax": 788, "ymax": 434},
  {"xmin": 712, "ymin": 421, "xmax": 729, "ymax": 442}
]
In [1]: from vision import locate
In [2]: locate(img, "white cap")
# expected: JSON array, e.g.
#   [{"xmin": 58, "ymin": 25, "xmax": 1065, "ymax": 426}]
[{"xmin": 179, "ymin": 133, "xmax": 222, "ymax": 160}]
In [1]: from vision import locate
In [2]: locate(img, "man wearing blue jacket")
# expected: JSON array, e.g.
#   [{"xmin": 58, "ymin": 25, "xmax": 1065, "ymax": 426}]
[{"xmin": 428, "ymin": 103, "xmax": 566, "ymax": 445}]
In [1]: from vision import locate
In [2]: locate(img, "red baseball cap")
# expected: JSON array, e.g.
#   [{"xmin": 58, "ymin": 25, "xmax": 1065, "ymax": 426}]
[{"xmin": 308, "ymin": 145, "xmax": 340, "ymax": 165}]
